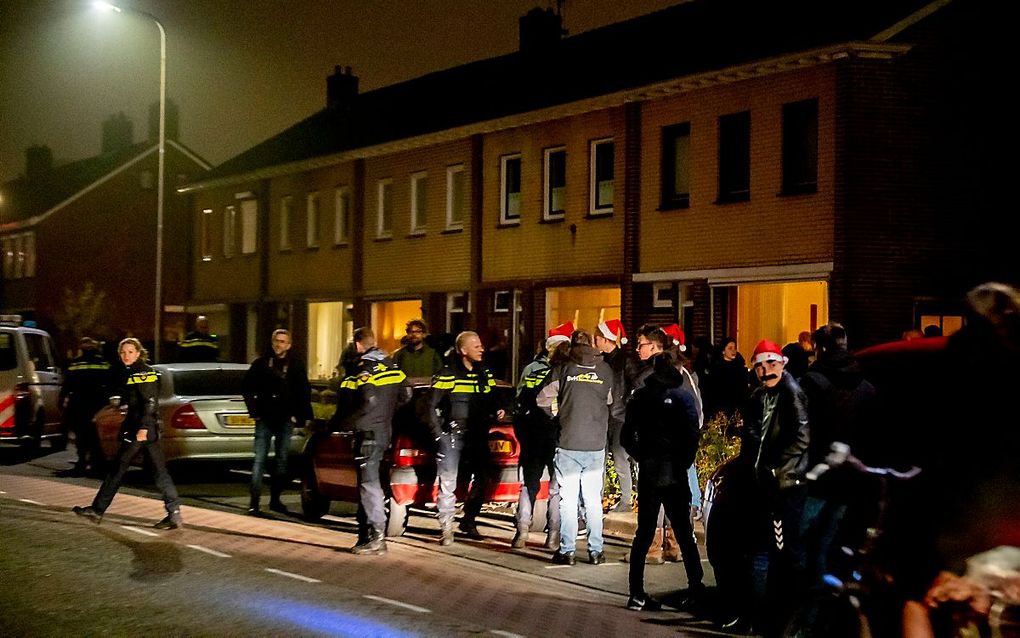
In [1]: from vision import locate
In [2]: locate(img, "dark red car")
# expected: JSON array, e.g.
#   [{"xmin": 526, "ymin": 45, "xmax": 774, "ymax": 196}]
[{"xmin": 300, "ymin": 378, "xmax": 550, "ymax": 536}]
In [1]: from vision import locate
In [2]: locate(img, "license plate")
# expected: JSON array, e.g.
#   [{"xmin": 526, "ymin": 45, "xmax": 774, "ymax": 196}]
[
  {"xmin": 489, "ymin": 439, "xmax": 511, "ymax": 454},
  {"xmin": 224, "ymin": 414, "xmax": 255, "ymax": 427}
]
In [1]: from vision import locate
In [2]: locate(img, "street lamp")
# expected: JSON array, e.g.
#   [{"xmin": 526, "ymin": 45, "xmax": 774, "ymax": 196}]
[{"xmin": 95, "ymin": 1, "xmax": 166, "ymax": 362}]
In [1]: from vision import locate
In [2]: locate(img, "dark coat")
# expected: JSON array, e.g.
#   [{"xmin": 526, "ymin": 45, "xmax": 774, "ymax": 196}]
[
  {"xmin": 799, "ymin": 349, "xmax": 876, "ymax": 469},
  {"xmin": 118, "ymin": 360, "xmax": 161, "ymax": 442},
  {"xmin": 602, "ymin": 346, "xmax": 639, "ymax": 428},
  {"xmin": 622, "ymin": 355, "xmax": 701, "ymax": 487},
  {"xmin": 706, "ymin": 354, "xmax": 750, "ymax": 416},
  {"xmin": 741, "ymin": 371, "xmax": 810, "ymax": 491},
  {"xmin": 242, "ymin": 353, "xmax": 313, "ymax": 425},
  {"xmin": 334, "ymin": 347, "xmax": 411, "ymax": 437},
  {"xmin": 428, "ymin": 359, "xmax": 500, "ymax": 440}
]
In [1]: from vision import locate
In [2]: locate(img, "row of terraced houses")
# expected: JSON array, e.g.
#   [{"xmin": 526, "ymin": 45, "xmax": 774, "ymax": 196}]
[{"xmin": 5, "ymin": 0, "xmax": 1011, "ymax": 380}]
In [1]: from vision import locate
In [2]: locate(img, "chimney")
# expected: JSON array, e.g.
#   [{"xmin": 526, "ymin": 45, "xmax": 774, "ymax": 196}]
[
  {"xmin": 326, "ymin": 65, "xmax": 359, "ymax": 109},
  {"xmin": 101, "ymin": 112, "xmax": 134, "ymax": 154},
  {"xmin": 25, "ymin": 145, "xmax": 53, "ymax": 181},
  {"xmin": 519, "ymin": 7, "xmax": 566, "ymax": 53},
  {"xmin": 148, "ymin": 98, "xmax": 180, "ymax": 142}
]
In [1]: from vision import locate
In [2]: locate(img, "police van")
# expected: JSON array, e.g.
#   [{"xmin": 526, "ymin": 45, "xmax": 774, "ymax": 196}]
[{"xmin": 0, "ymin": 315, "xmax": 65, "ymax": 451}]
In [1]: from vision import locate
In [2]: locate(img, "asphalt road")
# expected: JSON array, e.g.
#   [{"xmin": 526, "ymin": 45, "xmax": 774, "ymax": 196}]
[{"xmin": 1, "ymin": 444, "xmax": 730, "ymax": 637}]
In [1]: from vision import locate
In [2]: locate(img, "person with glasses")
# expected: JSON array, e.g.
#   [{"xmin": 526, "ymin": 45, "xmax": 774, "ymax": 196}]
[{"xmin": 393, "ymin": 319, "xmax": 443, "ymax": 378}]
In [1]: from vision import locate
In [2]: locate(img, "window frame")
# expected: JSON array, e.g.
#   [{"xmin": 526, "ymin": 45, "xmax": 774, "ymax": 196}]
[
  {"xmin": 240, "ymin": 199, "xmax": 257, "ymax": 255},
  {"xmin": 306, "ymin": 191, "xmax": 320, "ymax": 249},
  {"xmin": 200, "ymin": 208, "xmax": 213, "ymax": 261},
  {"xmin": 376, "ymin": 178, "xmax": 394, "ymax": 239},
  {"xmin": 589, "ymin": 137, "xmax": 615, "ymax": 215},
  {"xmin": 333, "ymin": 186, "xmax": 350, "ymax": 246},
  {"xmin": 500, "ymin": 153, "xmax": 522, "ymax": 225},
  {"xmin": 280, "ymin": 196, "xmax": 292, "ymax": 251},
  {"xmin": 660, "ymin": 123, "xmax": 691, "ymax": 209},
  {"xmin": 445, "ymin": 164, "xmax": 466, "ymax": 231},
  {"xmin": 223, "ymin": 205, "xmax": 236, "ymax": 258},
  {"xmin": 543, "ymin": 146, "xmax": 567, "ymax": 221},
  {"xmin": 717, "ymin": 110, "xmax": 751, "ymax": 203},
  {"xmin": 781, "ymin": 98, "xmax": 819, "ymax": 196},
  {"xmin": 410, "ymin": 171, "xmax": 428, "ymax": 235}
]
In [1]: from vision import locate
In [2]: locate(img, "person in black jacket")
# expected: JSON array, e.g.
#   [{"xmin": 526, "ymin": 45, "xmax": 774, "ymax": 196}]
[
  {"xmin": 738, "ymin": 339, "xmax": 811, "ymax": 636},
  {"xmin": 242, "ymin": 329, "xmax": 313, "ymax": 516},
  {"xmin": 73, "ymin": 338, "xmax": 182, "ymax": 529},
  {"xmin": 58, "ymin": 336, "xmax": 112, "ymax": 477},
  {"xmin": 336, "ymin": 327, "xmax": 411, "ymax": 555},
  {"xmin": 429, "ymin": 331, "xmax": 505, "ymax": 545},
  {"xmin": 622, "ymin": 326, "xmax": 705, "ymax": 612}
]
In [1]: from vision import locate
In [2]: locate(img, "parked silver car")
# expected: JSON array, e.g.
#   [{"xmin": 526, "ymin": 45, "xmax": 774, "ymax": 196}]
[{"xmin": 95, "ymin": 362, "xmax": 307, "ymax": 464}]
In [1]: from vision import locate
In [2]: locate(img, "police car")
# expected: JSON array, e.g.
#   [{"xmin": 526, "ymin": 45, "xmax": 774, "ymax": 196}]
[{"xmin": 0, "ymin": 315, "xmax": 65, "ymax": 451}]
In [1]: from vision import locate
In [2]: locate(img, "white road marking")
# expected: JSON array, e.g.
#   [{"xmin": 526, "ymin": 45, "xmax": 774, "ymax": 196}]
[
  {"xmin": 265, "ymin": 568, "xmax": 320, "ymax": 583},
  {"xmin": 543, "ymin": 565, "xmax": 573, "ymax": 569},
  {"xmin": 187, "ymin": 544, "xmax": 231, "ymax": 558},
  {"xmin": 121, "ymin": 525, "xmax": 160, "ymax": 537},
  {"xmin": 491, "ymin": 631, "xmax": 525, "ymax": 638},
  {"xmin": 18, "ymin": 498, "xmax": 42, "ymax": 505},
  {"xmin": 363, "ymin": 595, "xmax": 431, "ymax": 614}
]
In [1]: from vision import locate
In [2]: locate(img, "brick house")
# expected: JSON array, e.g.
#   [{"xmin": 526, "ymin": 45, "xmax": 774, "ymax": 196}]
[
  {"xmin": 179, "ymin": 0, "xmax": 1014, "ymax": 380},
  {"xmin": 0, "ymin": 105, "xmax": 210, "ymax": 356}
]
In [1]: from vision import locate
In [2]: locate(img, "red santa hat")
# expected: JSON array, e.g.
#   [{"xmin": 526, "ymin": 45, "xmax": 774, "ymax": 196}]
[
  {"xmin": 596, "ymin": 318, "xmax": 628, "ymax": 345},
  {"xmin": 662, "ymin": 324, "xmax": 687, "ymax": 352},
  {"xmin": 751, "ymin": 339, "xmax": 788, "ymax": 366},
  {"xmin": 546, "ymin": 321, "xmax": 574, "ymax": 350}
]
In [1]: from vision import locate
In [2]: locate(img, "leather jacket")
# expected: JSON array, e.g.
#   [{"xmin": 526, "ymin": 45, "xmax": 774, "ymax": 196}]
[{"xmin": 741, "ymin": 371, "xmax": 810, "ymax": 490}]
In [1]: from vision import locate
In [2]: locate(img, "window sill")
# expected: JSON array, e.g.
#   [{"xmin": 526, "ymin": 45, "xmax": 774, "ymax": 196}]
[
  {"xmin": 440, "ymin": 226, "xmax": 464, "ymax": 235},
  {"xmin": 498, "ymin": 219, "xmax": 521, "ymax": 228},
  {"xmin": 373, "ymin": 234, "xmax": 394, "ymax": 243},
  {"xmin": 306, "ymin": 245, "xmax": 320, "ymax": 252},
  {"xmin": 586, "ymin": 209, "xmax": 613, "ymax": 219},
  {"xmin": 332, "ymin": 241, "xmax": 349, "ymax": 249},
  {"xmin": 657, "ymin": 199, "xmax": 690, "ymax": 212},
  {"xmin": 714, "ymin": 193, "xmax": 750, "ymax": 205},
  {"xmin": 539, "ymin": 216, "xmax": 565, "ymax": 225},
  {"xmin": 406, "ymin": 230, "xmax": 427, "ymax": 239},
  {"xmin": 779, "ymin": 185, "xmax": 818, "ymax": 197}
]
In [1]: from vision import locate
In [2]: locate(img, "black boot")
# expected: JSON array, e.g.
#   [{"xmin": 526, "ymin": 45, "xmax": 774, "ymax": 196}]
[
  {"xmin": 247, "ymin": 494, "xmax": 260, "ymax": 516},
  {"xmin": 269, "ymin": 483, "xmax": 288, "ymax": 514},
  {"xmin": 351, "ymin": 530, "xmax": 387, "ymax": 555},
  {"xmin": 154, "ymin": 510, "xmax": 183, "ymax": 530},
  {"xmin": 511, "ymin": 527, "xmax": 528, "ymax": 549}
]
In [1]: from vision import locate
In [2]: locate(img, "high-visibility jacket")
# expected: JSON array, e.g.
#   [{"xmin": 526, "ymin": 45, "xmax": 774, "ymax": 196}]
[
  {"xmin": 179, "ymin": 331, "xmax": 219, "ymax": 362},
  {"xmin": 428, "ymin": 361, "xmax": 499, "ymax": 440},
  {"xmin": 335, "ymin": 348, "xmax": 411, "ymax": 436}
]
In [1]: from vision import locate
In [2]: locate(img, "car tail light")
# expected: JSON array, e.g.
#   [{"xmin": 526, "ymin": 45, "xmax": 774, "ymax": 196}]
[
  {"xmin": 392, "ymin": 434, "xmax": 428, "ymax": 467},
  {"xmin": 170, "ymin": 404, "xmax": 205, "ymax": 429}
]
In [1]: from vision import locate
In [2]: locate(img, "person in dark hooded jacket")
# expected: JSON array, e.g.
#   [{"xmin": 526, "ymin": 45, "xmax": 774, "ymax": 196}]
[{"xmin": 793, "ymin": 322, "xmax": 877, "ymax": 635}]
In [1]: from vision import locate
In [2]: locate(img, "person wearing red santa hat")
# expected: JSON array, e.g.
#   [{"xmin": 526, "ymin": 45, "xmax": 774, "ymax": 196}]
[
  {"xmin": 594, "ymin": 318, "xmax": 639, "ymax": 513},
  {"xmin": 721, "ymin": 338, "xmax": 810, "ymax": 634}
]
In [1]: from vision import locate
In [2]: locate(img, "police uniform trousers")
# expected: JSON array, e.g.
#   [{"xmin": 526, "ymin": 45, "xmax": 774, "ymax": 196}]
[
  {"xmin": 436, "ymin": 430, "xmax": 489, "ymax": 525},
  {"xmin": 355, "ymin": 430, "xmax": 388, "ymax": 537},
  {"xmin": 93, "ymin": 438, "xmax": 180, "ymax": 515}
]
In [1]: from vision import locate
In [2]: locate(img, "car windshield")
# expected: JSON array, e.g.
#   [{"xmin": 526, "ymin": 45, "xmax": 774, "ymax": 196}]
[
  {"xmin": 171, "ymin": 369, "xmax": 246, "ymax": 397},
  {"xmin": 0, "ymin": 332, "xmax": 16, "ymax": 371}
]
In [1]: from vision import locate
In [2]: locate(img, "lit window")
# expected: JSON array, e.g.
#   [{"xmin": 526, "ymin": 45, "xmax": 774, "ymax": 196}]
[
  {"xmin": 500, "ymin": 154, "xmax": 522, "ymax": 224},
  {"xmin": 446, "ymin": 165, "xmax": 465, "ymax": 230},
  {"xmin": 590, "ymin": 138, "xmax": 614, "ymax": 214},
  {"xmin": 223, "ymin": 206, "xmax": 236, "ymax": 258},
  {"xmin": 377, "ymin": 178, "xmax": 393, "ymax": 238},
  {"xmin": 410, "ymin": 172, "xmax": 427, "ymax": 234},
  {"xmin": 334, "ymin": 187, "xmax": 349, "ymax": 245},
  {"xmin": 544, "ymin": 147, "xmax": 566, "ymax": 220},
  {"xmin": 306, "ymin": 192, "xmax": 320, "ymax": 248}
]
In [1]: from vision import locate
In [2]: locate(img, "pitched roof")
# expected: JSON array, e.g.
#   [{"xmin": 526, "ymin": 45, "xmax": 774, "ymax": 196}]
[
  {"xmin": 0, "ymin": 140, "xmax": 210, "ymax": 230},
  {"xmin": 189, "ymin": 0, "xmax": 942, "ymax": 189}
]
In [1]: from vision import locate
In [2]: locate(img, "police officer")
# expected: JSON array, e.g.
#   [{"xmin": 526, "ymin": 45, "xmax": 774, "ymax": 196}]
[
  {"xmin": 336, "ymin": 327, "xmax": 411, "ymax": 555},
  {"xmin": 429, "ymin": 331, "xmax": 505, "ymax": 545},
  {"xmin": 178, "ymin": 315, "xmax": 219, "ymax": 362},
  {"xmin": 59, "ymin": 337, "xmax": 111, "ymax": 477},
  {"xmin": 73, "ymin": 338, "xmax": 183, "ymax": 529}
]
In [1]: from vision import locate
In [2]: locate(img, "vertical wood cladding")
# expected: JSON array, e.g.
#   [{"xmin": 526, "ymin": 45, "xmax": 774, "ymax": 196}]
[
  {"xmin": 361, "ymin": 139, "xmax": 473, "ymax": 293},
  {"xmin": 639, "ymin": 67, "xmax": 837, "ymax": 274},
  {"xmin": 481, "ymin": 109, "xmax": 625, "ymax": 282}
]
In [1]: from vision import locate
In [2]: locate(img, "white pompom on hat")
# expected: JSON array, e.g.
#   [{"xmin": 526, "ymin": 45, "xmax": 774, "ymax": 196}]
[
  {"xmin": 751, "ymin": 339, "xmax": 788, "ymax": 366},
  {"xmin": 662, "ymin": 324, "xmax": 687, "ymax": 352},
  {"xmin": 596, "ymin": 318, "xmax": 628, "ymax": 345},
  {"xmin": 546, "ymin": 321, "xmax": 575, "ymax": 350}
]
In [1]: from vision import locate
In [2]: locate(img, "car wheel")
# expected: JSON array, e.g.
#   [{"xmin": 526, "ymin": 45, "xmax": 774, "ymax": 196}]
[
  {"xmin": 300, "ymin": 465, "xmax": 330, "ymax": 521},
  {"xmin": 530, "ymin": 498, "xmax": 549, "ymax": 532},
  {"xmin": 385, "ymin": 498, "xmax": 408, "ymax": 537}
]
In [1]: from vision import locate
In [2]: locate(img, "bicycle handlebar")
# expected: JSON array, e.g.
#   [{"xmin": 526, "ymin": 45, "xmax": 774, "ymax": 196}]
[{"xmin": 807, "ymin": 441, "xmax": 921, "ymax": 481}]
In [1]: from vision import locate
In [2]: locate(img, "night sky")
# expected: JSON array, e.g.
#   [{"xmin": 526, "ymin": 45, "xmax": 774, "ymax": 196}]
[{"xmin": 0, "ymin": 0, "xmax": 680, "ymax": 185}]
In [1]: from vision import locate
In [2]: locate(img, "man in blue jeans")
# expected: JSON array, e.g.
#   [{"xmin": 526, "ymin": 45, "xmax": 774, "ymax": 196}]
[
  {"xmin": 242, "ymin": 329, "xmax": 312, "ymax": 516},
  {"xmin": 537, "ymin": 329, "xmax": 614, "ymax": 565}
]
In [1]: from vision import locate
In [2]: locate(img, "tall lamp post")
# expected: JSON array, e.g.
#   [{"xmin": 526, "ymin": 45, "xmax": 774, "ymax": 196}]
[{"xmin": 95, "ymin": 2, "xmax": 166, "ymax": 362}]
